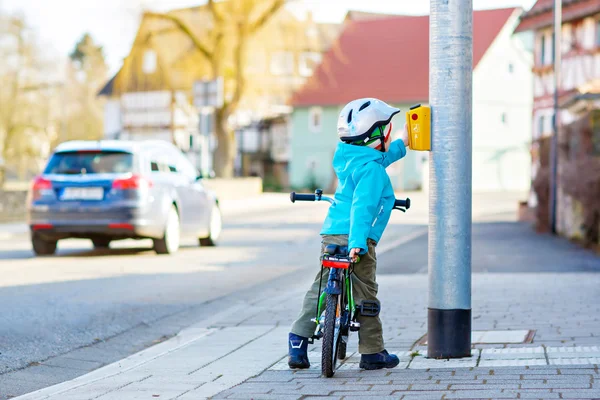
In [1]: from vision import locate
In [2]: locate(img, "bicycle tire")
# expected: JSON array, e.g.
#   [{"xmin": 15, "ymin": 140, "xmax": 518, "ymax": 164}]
[{"xmin": 322, "ymin": 293, "xmax": 341, "ymax": 377}]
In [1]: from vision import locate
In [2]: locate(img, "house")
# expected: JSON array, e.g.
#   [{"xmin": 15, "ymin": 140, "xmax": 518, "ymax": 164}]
[
  {"xmin": 234, "ymin": 10, "xmax": 407, "ymax": 186},
  {"xmin": 288, "ymin": 8, "xmax": 534, "ymax": 193},
  {"xmin": 98, "ymin": 4, "xmax": 341, "ymax": 175},
  {"xmin": 514, "ymin": 0, "xmax": 600, "ymax": 239}
]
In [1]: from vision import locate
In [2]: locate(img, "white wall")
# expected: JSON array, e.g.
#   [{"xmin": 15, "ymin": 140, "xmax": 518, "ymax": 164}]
[
  {"xmin": 471, "ymin": 9, "xmax": 533, "ymax": 192},
  {"xmin": 103, "ymin": 99, "xmax": 122, "ymax": 139}
]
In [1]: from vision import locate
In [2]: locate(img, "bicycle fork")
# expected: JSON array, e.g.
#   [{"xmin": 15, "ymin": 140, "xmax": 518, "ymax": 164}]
[{"xmin": 312, "ymin": 268, "xmax": 358, "ymax": 340}]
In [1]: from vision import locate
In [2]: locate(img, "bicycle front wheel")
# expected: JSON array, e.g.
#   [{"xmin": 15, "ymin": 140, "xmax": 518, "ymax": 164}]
[{"xmin": 322, "ymin": 293, "xmax": 342, "ymax": 377}]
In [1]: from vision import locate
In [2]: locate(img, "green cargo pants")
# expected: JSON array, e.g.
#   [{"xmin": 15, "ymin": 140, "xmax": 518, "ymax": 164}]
[{"xmin": 290, "ymin": 234, "xmax": 384, "ymax": 354}]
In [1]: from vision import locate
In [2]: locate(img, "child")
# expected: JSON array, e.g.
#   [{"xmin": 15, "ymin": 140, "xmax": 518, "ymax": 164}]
[{"xmin": 288, "ymin": 98, "xmax": 409, "ymax": 371}]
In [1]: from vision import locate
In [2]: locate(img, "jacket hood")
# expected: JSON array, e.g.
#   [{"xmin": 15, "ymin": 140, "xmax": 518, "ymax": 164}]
[{"xmin": 333, "ymin": 142, "xmax": 384, "ymax": 178}]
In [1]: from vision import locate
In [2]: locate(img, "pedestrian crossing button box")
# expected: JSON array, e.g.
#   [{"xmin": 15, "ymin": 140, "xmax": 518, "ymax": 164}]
[{"xmin": 405, "ymin": 104, "xmax": 431, "ymax": 151}]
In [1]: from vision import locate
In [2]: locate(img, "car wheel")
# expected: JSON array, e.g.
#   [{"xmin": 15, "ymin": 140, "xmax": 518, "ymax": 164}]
[
  {"xmin": 32, "ymin": 235, "xmax": 58, "ymax": 256},
  {"xmin": 92, "ymin": 238, "xmax": 111, "ymax": 249},
  {"xmin": 154, "ymin": 205, "xmax": 180, "ymax": 254},
  {"xmin": 199, "ymin": 204, "xmax": 222, "ymax": 247}
]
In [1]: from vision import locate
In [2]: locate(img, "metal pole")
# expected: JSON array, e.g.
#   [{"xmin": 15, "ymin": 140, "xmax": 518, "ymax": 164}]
[
  {"xmin": 428, "ymin": 0, "xmax": 473, "ymax": 359},
  {"xmin": 549, "ymin": 0, "xmax": 562, "ymax": 234}
]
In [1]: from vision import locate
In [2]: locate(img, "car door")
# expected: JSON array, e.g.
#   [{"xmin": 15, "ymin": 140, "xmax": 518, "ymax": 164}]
[
  {"xmin": 142, "ymin": 147, "xmax": 190, "ymax": 234},
  {"xmin": 171, "ymin": 150, "xmax": 210, "ymax": 236}
]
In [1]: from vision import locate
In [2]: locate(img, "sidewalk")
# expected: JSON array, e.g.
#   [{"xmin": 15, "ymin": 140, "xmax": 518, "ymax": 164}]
[{"xmin": 13, "ymin": 219, "xmax": 600, "ymax": 400}]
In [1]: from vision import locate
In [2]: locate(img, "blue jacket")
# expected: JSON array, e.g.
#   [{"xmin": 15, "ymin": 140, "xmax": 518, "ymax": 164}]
[{"xmin": 320, "ymin": 140, "xmax": 407, "ymax": 253}]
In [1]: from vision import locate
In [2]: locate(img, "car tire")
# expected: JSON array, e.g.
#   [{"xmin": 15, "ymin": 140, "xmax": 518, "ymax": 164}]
[
  {"xmin": 154, "ymin": 205, "xmax": 180, "ymax": 255},
  {"xmin": 32, "ymin": 235, "xmax": 58, "ymax": 256},
  {"xmin": 92, "ymin": 238, "xmax": 111, "ymax": 249},
  {"xmin": 199, "ymin": 204, "xmax": 222, "ymax": 247}
]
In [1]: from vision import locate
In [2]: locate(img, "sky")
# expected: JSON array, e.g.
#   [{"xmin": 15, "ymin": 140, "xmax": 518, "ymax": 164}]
[{"xmin": 0, "ymin": 0, "xmax": 537, "ymax": 75}]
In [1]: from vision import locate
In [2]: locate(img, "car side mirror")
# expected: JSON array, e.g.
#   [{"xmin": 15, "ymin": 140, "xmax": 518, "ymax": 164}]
[{"xmin": 195, "ymin": 170, "xmax": 215, "ymax": 180}]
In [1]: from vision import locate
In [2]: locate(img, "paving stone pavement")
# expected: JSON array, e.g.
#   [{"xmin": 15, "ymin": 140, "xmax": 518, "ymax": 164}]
[{"xmin": 212, "ymin": 221, "xmax": 600, "ymax": 400}]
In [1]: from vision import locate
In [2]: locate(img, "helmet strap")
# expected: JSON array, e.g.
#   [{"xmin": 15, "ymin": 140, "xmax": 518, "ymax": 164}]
[{"xmin": 380, "ymin": 136, "xmax": 386, "ymax": 152}]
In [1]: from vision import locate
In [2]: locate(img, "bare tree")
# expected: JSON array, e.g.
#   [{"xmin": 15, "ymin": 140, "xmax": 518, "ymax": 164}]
[
  {"xmin": 144, "ymin": 0, "xmax": 285, "ymax": 178},
  {"xmin": 0, "ymin": 15, "xmax": 52, "ymax": 183},
  {"xmin": 63, "ymin": 33, "xmax": 108, "ymax": 142}
]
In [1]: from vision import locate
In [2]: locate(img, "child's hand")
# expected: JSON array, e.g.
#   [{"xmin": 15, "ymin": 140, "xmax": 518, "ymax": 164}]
[
  {"xmin": 401, "ymin": 123, "xmax": 410, "ymax": 147},
  {"xmin": 349, "ymin": 248, "xmax": 361, "ymax": 263}
]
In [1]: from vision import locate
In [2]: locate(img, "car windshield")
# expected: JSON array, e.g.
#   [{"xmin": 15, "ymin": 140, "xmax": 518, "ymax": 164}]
[{"xmin": 44, "ymin": 151, "xmax": 134, "ymax": 175}]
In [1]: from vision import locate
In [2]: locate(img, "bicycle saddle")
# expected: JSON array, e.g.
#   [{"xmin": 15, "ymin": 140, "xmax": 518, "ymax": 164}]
[{"xmin": 324, "ymin": 244, "xmax": 348, "ymax": 256}]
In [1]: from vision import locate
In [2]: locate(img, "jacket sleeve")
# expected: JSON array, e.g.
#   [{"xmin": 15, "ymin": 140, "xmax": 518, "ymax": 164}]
[
  {"xmin": 349, "ymin": 164, "xmax": 385, "ymax": 254},
  {"xmin": 381, "ymin": 140, "xmax": 407, "ymax": 168}
]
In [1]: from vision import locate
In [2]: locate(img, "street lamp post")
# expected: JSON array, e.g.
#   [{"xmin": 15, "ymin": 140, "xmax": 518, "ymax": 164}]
[{"xmin": 427, "ymin": 0, "xmax": 473, "ymax": 359}]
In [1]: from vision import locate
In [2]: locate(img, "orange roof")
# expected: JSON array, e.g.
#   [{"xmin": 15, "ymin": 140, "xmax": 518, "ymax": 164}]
[
  {"xmin": 290, "ymin": 8, "xmax": 518, "ymax": 107},
  {"xmin": 515, "ymin": 0, "xmax": 600, "ymax": 33}
]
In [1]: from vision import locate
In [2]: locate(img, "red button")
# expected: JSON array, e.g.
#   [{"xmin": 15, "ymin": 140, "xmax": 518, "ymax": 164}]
[{"xmin": 412, "ymin": 113, "xmax": 418, "ymax": 121}]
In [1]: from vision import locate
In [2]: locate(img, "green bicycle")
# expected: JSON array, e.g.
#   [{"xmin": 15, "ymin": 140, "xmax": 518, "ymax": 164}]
[{"xmin": 290, "ymin": 189, "xmax": 410, "ymax": 377}]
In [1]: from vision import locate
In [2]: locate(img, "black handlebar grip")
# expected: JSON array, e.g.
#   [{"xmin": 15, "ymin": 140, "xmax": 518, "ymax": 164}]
[
  {"xmin": 290, "ymin": 192, "xmax": 317, "ymax": 203},
  {"xmin": 394, "ymin": 198, "xmax": 411, "ymax": 209}
]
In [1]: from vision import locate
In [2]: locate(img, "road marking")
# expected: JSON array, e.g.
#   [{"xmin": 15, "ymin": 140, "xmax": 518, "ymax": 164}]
[{"xmin": 377, "ymin": 227, "xmax": 428, "ymax": 255}]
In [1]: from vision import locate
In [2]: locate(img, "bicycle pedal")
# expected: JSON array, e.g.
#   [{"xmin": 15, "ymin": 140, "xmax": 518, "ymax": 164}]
[
  {"xmin": 349, "ymin": 321, "xmax": 361, "ymax": 331},
  {"xmin": 359, "ymin": 300, "xmax": 381, "ymax": 317}
]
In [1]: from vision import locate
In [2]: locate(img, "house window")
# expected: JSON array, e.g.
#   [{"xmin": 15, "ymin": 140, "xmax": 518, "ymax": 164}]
[
  {"xmin": 501, "ymin": 113, "xmax": 507, "ymax": 124},
  {"xmin": 142, "ymin": 50, "xmax": 157, "ymax": 74},
  {"xmin": 508, "ymin": 63, "xmax": 514, "ymax": 73},
  {"xmin": 299, "ymin": 52, "xmax": 322, "ymax": 77},
  {"xmin": 270, "ymin": 51, "xmax": 295, "ymax": 76},
  {"xmin": 538, "ymin": 115, "xmax": 545, "ymax": 138},
  {"xmin": 592, "ymin": 110, "xmax": 600, "ymax": 156},
  {"xmin": 540, "ymin": 35, "xmax": 546, "ymax": 65},
  {"xmin": 309, "ymin": 107, "xmax": 322, "ymax": 133}
]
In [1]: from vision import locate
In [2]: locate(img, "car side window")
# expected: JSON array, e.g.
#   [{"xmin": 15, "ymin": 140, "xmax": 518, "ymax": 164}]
[
  {"xmin": 168, "ymin": 165, "xmax": 178, "ymax": 173},
  {"xmin": 150, "ymin": 161, "xmax": 159, "ymax": 172},
  {"xmin": 167, "ymin": 148, "xmax": 197, "ymax": 181}
]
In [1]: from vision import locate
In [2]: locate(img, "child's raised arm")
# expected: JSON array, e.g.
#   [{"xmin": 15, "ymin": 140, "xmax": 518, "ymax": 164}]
[
  {"xmin": 381, "ymin": 124, "xmax": 409, "ymax": 168},
  {"xmin": 381, "ymin": 140, "xmax": 407, "ymax": 168}
]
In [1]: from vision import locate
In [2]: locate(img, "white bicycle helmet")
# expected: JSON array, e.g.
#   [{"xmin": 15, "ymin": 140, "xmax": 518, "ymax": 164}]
[{"xmin": 337, "ymin": 98, "xmax": 400, "ymax": 151}]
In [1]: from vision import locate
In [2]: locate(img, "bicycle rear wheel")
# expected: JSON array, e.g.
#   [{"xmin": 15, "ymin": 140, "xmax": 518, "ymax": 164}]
[{"xmin": 322, "ymin": 293, "xmax": 342, "ymax": 377}]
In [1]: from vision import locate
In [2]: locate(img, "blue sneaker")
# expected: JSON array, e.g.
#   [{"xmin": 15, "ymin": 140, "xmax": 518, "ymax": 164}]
[
  {"xmin": 288, "ymin": 333, "xmax": 310, "ymax": 369},
  {"xmin": 359, "ymin": 350, "xmax": 400, "ymax": 370}
]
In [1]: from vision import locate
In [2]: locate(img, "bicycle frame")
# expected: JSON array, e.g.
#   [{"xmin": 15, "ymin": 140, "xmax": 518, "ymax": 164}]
[{"xmin": 313, "ymin": 265, "xmax": 355, "ymax": 339}]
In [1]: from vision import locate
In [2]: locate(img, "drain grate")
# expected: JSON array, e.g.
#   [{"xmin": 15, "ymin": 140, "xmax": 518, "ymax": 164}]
[{"xmin": 418, "ymin": 329, "xmax": 535, "ymax": 345}]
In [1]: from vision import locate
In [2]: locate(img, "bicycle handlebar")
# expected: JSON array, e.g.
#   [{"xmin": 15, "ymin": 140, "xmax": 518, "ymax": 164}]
[
  {"xmin": 290, "ymin": 192, "xmax": 316, "ymax": 203},
  {"xmin": 394, "ymin": 198, "xmax": 411, "ymax": 210},
  {"xmin": 290, "ymin": 189, "xmax": 410, "ymax": 211}
]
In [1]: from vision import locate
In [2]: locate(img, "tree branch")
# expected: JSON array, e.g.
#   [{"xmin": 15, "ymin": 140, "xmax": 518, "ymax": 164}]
[
  {"xmin": 223, "ymin": 21, "xmax": 246, "ymax": 117},
  {"xmin": 207, "ymin": 0, "xmax": 224, "ymax": 24},
  {"xmin": 249, "ymin": 0, "xmax": 285, "ymax": 34},
  {"xmin": 144, "ymin": 12, "xmax": 213, "ymax": 60}
]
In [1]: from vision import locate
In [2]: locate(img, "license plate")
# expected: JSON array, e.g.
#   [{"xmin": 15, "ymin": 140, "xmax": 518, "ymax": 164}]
[{"xmin": 61, "ymin": 187, "xmax": 104, "ymax": 201}]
